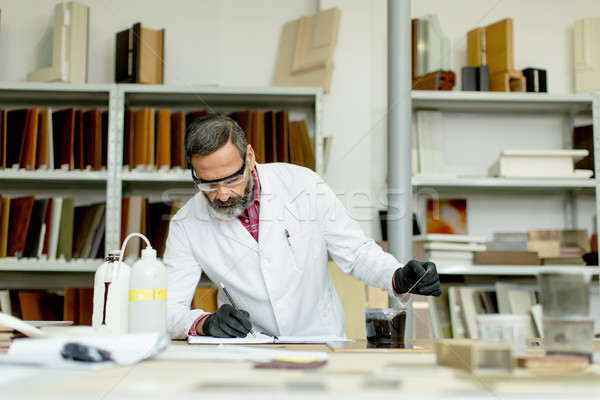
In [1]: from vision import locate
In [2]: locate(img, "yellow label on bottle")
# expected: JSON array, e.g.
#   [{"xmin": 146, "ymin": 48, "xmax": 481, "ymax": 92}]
[{"xmin": 129, "ymin": 289, "xmax": 167, "ymax": 301}]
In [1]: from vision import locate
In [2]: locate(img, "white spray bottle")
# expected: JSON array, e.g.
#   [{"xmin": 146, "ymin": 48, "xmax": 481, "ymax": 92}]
[
  {"xmin": 92, "ymin": 250, "xmax": 131, "ymax": 333},
  {"xmin": 121, "ymin": 233, "xmax": 168, "ymax": 334}
]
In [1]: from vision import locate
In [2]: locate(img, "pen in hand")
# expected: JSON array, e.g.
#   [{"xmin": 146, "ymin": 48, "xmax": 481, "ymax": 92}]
[
  {"xmin": 399, "ymin": 267, "xmax": 431, "ymax": 304},
  {"xmin": 220, "ymin": 282, "xmax": 256, "ymax": 337}
]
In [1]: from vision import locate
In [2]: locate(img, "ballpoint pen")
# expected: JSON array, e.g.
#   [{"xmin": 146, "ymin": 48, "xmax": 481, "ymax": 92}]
[
  {"xmin": 220, "ymin": 282, "xmax": 256, "ymax": 337},
  {"xmin": 399, "ymin": 267, "xmax": 431, "ymax": 304}
]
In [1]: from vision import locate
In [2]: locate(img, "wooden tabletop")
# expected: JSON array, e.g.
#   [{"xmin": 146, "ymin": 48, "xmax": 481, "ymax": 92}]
[{"xmin": 1, "ymin": 339, "xmax": 600, "ymax": 399}]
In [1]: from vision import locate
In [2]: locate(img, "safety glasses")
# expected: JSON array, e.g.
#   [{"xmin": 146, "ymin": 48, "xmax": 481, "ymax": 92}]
[{"xmin": 191, "ymin": 153, "xmax": 247, "ymax": 192}]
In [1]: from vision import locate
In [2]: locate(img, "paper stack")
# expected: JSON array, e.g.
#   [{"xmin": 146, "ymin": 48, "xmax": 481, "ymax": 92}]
[
  {"xmin": 0, "ymin": 328, "xmax": 15, "ymax": 353},
  {"xmin": 488, "ymin": 149, "xmax": 592, "ymax": 179},
  {"xmin": 414, "ymin": 234, "xmax": 487, "ymax": 266},
  {"xmin": 0, "ymin": 312, "xmax": 49, "ymax": 354}
]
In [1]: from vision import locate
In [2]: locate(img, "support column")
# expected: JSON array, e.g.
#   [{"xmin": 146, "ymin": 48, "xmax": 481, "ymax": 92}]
[{"xmin": 387, "ymin": 0, "xmax": 414, "ymax": 337}]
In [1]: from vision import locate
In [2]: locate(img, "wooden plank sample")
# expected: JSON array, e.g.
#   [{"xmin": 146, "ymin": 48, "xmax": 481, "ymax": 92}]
[
  {"xmin": 73, "ymin": 110, "xmax": 84, "ymax": 170},
  {"xmin": 250, "ymin": 110, "xmax": 265, "ymax": 164},
  {"xmin": 5, "ymin": 109, "xmax": 28, "ymax": 169},
  {"xmin": 83, "ymin": 109, "xmax": 102, "ymax": 170},
  {"xmin": 295, "ymin": 119, "xmax": 315, "ymax": 171},
  {"xmin": 275, "ymin": 110, "xmax": 290, "ymax": 163},
  {"xmin": 101, "ymin": 111, "xmax": 109, "ymax": 169},
  {"xmin": 7, "ymin": 196, "xmax": 35, "ymax": 257},
  {"xmin": 0, "ymin": 196, "xmax": 9, "ymax": 258},
  {"xmin": 275, "ymin": 8, "xmax": 340, "ymax": 93},
  {"xmin": 115, "ymin": 23, "xmax": 164, "ymax": 84},
  {"xmin": 52, "ymin": 108, "xmax": 75, "ymax": 170},
  {"xmin": 139, "ymin": 26, "xmax": 164, "ymax": 84},
  {"xmin": 467, "ymin": 27, "xmax": 485, "ymax": 66},
  {"xmin": 36, "ymin": 109, "xmax": 52, "ymax": 170},
  {"xmin": 170, "ymin": 111, "xmax": 186, "ymax": 169},
  {"xmin": 489, "ymin": 70, "xmax": 525, "ymax": 92},
  {"xmin": 156, "ymin": 109, "xmax": 171, "ymax": 169},
  {"xmin": 56, "ymin": 197, "xmax": 75, "ymax": 260},
  {"xmin": 133, "ymin": 108, "xmax": 151, "ymax": 169},
  {"xmin": 485, "ymin": 18, "xmax": 514, "ymax": 75},
  {"xmin": 23, "ymin": 198, "xmax": 49, "ymax": 258},
  {"xmin": 0, "ymin": 109, "xmax": 5, "ymax": 169},
  {"xmin": 264, "ymin": 111, "xmax": 277, "ymax": 163},
  {"xmin": 20, "ymin": 107, "xmax": 39, "ymax": 170}
]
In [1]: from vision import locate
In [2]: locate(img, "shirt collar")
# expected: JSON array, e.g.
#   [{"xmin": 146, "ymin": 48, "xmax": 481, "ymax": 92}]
[{"xmin": 246, "ymin": 166, "xmax": 261, "ymax": 208}]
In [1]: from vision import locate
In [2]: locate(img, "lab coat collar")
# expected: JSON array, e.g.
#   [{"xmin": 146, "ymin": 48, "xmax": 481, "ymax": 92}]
[{"xmin": 256, "ymin": 164, "xmax": 275, "ymax": 253}]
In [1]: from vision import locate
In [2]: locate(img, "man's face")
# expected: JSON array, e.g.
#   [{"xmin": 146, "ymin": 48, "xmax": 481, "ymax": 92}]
[{"xmin": 191, "ymin": 142, "xmax": 256, "ymax": 218}]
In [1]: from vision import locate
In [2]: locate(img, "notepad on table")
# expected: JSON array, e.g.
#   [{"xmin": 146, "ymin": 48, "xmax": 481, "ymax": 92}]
[{"xmin": 187, "ymin": 332, "xmax": 352, "ymax": 345}]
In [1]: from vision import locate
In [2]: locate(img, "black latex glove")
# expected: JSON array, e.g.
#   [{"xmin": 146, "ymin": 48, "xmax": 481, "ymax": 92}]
[
  {"xmin": 202, "ymin": 304, "xmax": 253, "ymax": 338},
  {"xmin": 393, "ymin": 260, "xmax": 442, "ymax": 297}
]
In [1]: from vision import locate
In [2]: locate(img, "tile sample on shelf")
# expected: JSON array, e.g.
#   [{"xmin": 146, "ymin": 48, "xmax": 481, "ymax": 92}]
[
  {"xmin": 574, "ymin": 17, "xmax": 600, "ymax": 92},
  {"xmin": 427, "ymin": 199, "xmax": 467, "ymax": 235}
]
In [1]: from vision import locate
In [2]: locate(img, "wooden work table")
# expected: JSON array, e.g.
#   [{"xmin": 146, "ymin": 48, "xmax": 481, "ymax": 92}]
[{"xmin": 1, "ymin": 339, "xmax": 600, "ymax": 399}]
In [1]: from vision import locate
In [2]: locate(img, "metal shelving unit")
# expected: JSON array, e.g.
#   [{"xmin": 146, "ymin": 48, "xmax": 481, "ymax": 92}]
[
  {"xmin": 437, "ymin": 265, "xmax": 599, "ymax": 276},
  {"xmin": 0, "ymin": 170, "xmax": 108, "ymax": 181},
  {"xmin": 408, "ymin": 90, "xmax": 600, "ymax": 277},
  {"xmin": 411, "ymin": 90, "xmax": 594, "ymax": 115},
  {"xmin": 0, "ymin": 259, "xmax": 100, "ymax": 272},
  {"xmin": 413, "ymin": 176, "xmax": 596, "ymax": 193},
  {"xmin": 121, "ymin": 169, "xmax": 190, "ymax": 182},
  {"xmin": 0, "ymin": 82, "xmax": 117, "ymax": 286},
  {"xmin": 0, "ymin": 82, "xmax": 323, "ymax": 286}
]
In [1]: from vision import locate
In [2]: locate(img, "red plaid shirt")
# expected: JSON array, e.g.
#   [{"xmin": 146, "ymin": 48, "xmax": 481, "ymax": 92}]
[
  {"xmin": 237, "ymin": 167, "xmax": 261, "ymax": 241},
  {"xmin": 188, "ymin": 166, "xmax": 261, "ymax": 336}
]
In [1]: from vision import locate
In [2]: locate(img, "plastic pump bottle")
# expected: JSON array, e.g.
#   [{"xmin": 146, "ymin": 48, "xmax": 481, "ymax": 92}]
[
  {"xmin": 92, "ymin": 250, "xmax": 131, "ymax": 334},
  {"xmin": 128, "ymin": 246, "xmax": 167, "ymax": 334}
]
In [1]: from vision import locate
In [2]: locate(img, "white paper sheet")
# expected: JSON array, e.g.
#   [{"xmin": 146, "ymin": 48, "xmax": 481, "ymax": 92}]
[
  {"xmin": 0, "ymin": 313, "xmax": 48, "ymax": 338},
  {"xmin": 158, "ymin": 344, "xmax": 328, "ymax": 363},
  {"xmin": 0, "ymin": 332, "xmax": 168, "ymax": 369},
  {"xmin": 187, "ymin": 332, "xmax": 353, "ymax": 345}
]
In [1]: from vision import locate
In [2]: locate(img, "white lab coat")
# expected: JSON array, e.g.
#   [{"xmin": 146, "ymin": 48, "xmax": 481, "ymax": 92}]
[{"xmin": 164, "ymin": 163, "xmax": 400, "ymax": 339}]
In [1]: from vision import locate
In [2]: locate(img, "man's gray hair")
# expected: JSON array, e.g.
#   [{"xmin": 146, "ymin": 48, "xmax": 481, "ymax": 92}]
[{"xmin": 185, "ymin": 113, "xmax": 247, "ymax": 161}]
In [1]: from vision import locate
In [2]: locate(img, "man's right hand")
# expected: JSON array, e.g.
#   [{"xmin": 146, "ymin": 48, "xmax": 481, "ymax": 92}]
[{"xmin": 201, "ymin": 304, "xmax": 253, "ymax": 338}]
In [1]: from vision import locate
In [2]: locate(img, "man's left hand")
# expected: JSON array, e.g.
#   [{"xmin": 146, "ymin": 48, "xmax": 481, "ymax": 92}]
[{"xmin": 393, "ymin": 260, "xmax": 442, "ymax": 296}]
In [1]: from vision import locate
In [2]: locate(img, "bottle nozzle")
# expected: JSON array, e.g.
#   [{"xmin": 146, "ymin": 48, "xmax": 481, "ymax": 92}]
[{"xmin": 141, "ymin": 247, "xmax": 157, "ymax": 260}]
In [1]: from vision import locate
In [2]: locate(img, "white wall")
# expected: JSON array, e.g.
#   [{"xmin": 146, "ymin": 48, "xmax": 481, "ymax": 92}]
[
  {"xmin": 1, "ymin": 0, "xmax": 600, "ymax": 239},
  {"xmin": 0, "ymin": 0, "xmax": 317, "ymax": 85},
  {"xmin": 411, "ymin": 0, "xmax": 600, "ymax": 94}
]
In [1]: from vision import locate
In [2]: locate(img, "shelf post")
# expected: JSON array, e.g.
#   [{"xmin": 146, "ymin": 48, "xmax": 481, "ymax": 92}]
[
  {"xmin": 593, "ymin": 93, "xmax": 600, "ymax": 293},
  {"xmin": 387, "ymin": 0, "xmax": 414, "ymax": 336},
  {"xmin": 106, "ymin": 84, "xmax": 123, "ymax": 253}
]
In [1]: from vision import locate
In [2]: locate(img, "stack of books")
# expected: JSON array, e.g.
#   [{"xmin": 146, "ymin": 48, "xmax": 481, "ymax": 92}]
[
  {"xmin": 540, "ymin": 229, "xmax": 589, "ymax": 265},
  {"xmin": 0, "ymin": 316, "xmax": 72, "ymax": 354},
  {"xmin": 488, "ymin": 149, "xmax": 592, "ymax": 179},
  {"xmin": 487, "ymin": 231, "xmax": 528, "ymax": 251},
  {"xmin": 414, "ymin": 234, "xmax": 487, "ymax": 266},
  {"xmin": 0, "ymin": 327, "xmax": 14, "ymax": 353},
  {"xmin": 476, "ymin": 229, "xmax": 589, "ymax": 265}
]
